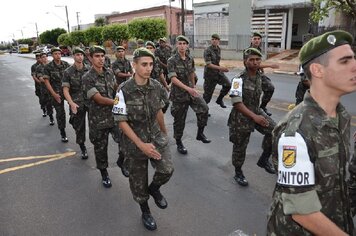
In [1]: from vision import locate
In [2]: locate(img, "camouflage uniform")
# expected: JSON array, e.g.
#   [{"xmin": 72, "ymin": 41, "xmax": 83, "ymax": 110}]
[
  {"xmin": 155, "ymin": 44, "xmax": 172, "ymax": 83},
  {"xmin": 83, "ymin": 67, "xmax": 116, "ymax": 170},
  {"xmin": 83, "ymin": 56, "xmax": 91, "ymax": 66},
  {"xmin": 267, "ymin": 92, "xmax": 354, "ymax": 235},
  {"xmin": 31, "ymin": 61, "xmax": 42, "ymax": 108},
  {"xmin": 113, "ymin": 78, "xmax": 174, "ymax": 204},
  {"xmin": 62, "ymin": 63, "xmax": 90, "ymax": 145},
  {"xmin": 202, "ymin": 44, "xmax": 231, "ymax": 103},
  {"xmin": 168, "ymin": 53, "xmax": 209, "ymax": 141},
  {"xmin": 111, "ymin": 57, "xmax": 133, "ymax": 85},
  {"xmin": 35, "ymin": 64, "xmax": 53, "ymax": 118},
  {"xmin": 295, "ymin": 81, "xmax": 309, "ymax": 105},
  {"xmin": 151, "ymin": 57, "xmax": 169, "ymax": 111},
  {"xmin": 43, "ymin": 60, "xmax": 70, "ymax": 130},
  {"xmin": 104, "ymin": 56, "xmax": 111, "ymax": 69},
  {"xmin": 349, "ymin": 134, "xmax": 356, "ymax": 216},
  {"xmin": 228, "ymin": 70, "xmax": 275, "ymax": 170}
]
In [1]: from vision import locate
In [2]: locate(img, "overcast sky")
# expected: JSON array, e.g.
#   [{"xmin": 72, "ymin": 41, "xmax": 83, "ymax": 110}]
[{"xmin": 1, "ymin": 0, "xmax": 213, "ymax": 42}]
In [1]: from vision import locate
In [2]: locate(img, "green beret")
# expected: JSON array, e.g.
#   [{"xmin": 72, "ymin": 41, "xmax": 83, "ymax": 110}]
[
  {"xmin": 39, "ymin": 51, "xmax": 47, "ymax": 57},
  {"xmin": 145, "ymin": 41, "xmax": 156, "ymax": 49},
  {"xmin": 133, "ymin": 47, "xmax": 155, "ymax": 60},
  {"xmin": 159, "ymin": 37, "xmax": 167, "ymax": 43},
  {"xmin": 211, "ymin": 34, "xmax": 220, "ymax": 40},
  {"xmin": 243, "ymin": 47, "xmax": 263, "ymax": 59},
  {"xmin": 89, "ymin": 45, "xmax": 106, "ymax": 56},
  {"xmin": 116, "ymin": 46, "xmax": 126, "ymax": 51},
  {"xmin": 252, "ymin": 32, "xmax": 262, "ymax": 38},
  {"xmin": 299, "ymin": 30, "xmax": 354, "ymax": 66},
  {"xmin": 72, "ymin": 47, "xmax": 85, "ymax": 55},
  {"xmin": 137, "ymin": 39, "xmax": 144, "ymax": 44},
  {"xmin": 51, "ymin": 47, "xmax": 61, "ymax": 53},
  {"xmin": 176, "ymin": 35, "xmax": 189, "ymax": 44}
]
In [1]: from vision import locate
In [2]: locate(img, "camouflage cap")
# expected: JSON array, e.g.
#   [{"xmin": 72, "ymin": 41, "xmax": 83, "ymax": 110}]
[
  {"xmin": 39, "ymin": 51, "xmax": 47, "ymax": 57},
  {"xmin": 89, "ymin": 45, "xmax": 106, "ymax": 56},
  {"xmin": 51, "ymin": 47, "xmax": 61, "ymax": 53},
  {"xmin": 252, "ymin": 32, "xmax": 262, "ymax": 38},
  {"xmin": 145, "ymin": 41, "xmax": 156, "ymax": 49},
  {"xmin": 116, "ymin": 46, "xmax": 126, "ymax": 51},
  {"xmin": 176, "ymin": 35, "xmax": 189, "ymax": 44},
  {"xmin": 243, "ymin": 47, "xmax": 263, "ymax": 59},
  {"xmin": 133, "ymin": 47, "xmax": 155, "ymax": 60},
  {"xmin": 211, "ymin": 33, "xmax": 220, "ymax": 40},
  {"xmin": 299, "ymin": 30, "xmax": 354, "ymax": 66},
  {"xmin": 137, "ymin": 39, "xmax": 144, "ymax": 44},
  {"xmin": 72, "ymin": 47, "xmax": 85, "ymax": 55},
  {"xmin": 35, "ymin": 53, "xmax": 41, "ymax": 57},
  {"xmin": 159, "ymin": 37, "xmax": 167, "ymax": 43}
]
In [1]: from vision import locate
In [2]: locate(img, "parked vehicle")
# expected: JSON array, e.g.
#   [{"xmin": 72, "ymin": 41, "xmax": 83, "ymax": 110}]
[
  {"xmin": 18, "ymin": 44, "xmax": 29, "ymax": 54},
  {"xmin": 59, "ymin": 46, "xmax": 71, "ymax": 56}
]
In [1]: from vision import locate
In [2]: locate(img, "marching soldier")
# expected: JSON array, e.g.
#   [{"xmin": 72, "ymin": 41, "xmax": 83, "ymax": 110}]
[
  {"xmin": 31, "ymin": 53, "xmax": 45, "ymax": 116},
  {"xmin": 155, "ymin": 37, "xmax": 172, "ymax": 84},
  {"xmin": 111, "ymin": 46, "xmax": 133, "ymax": 85}
]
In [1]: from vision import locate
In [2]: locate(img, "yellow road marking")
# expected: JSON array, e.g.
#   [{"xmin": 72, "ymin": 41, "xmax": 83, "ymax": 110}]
[{"xmin": 0, "ymin": 151, "xmax": 76, "ymax": 175}]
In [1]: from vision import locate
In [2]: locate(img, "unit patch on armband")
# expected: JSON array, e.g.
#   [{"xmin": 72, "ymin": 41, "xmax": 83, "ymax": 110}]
[
  {"xmin": 277, "ymin": 132, "xmax": 315, "ymax": 187},
  {"xmin": 112, "ymin": 90, "xmax": 127, "ymax": 115},
  {"xmin": 229, "ymin": 77, "xmax": 243, "ymax": 97}
]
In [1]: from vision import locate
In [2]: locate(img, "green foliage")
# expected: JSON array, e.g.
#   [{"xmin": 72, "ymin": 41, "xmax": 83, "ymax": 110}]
[
  {"xmin": 102, "ymin": 24, "xmax": 130, "ymax": 46},
  {"xmin": 95, "ymin": 17, "xmax": 107, "ymax": 27},
  {"xmin": 39, "ymin": 28, "xmax": 66, "ymax": 46},
  {"xmin": 128, "ymin": 18, "xmax": 167, "ymax": 41},
  {"xmin": 84, "ymin": 26, "xmax": 104, "ymax": 45},
  {"xmin": 70, "ymin": 31, "xmax": 85, "ymax": 46},
  {"xmin": 57, "ymin": 33, "xmax": 73, "ymax": 46},
  {"xmin": 310, "ymin": 0, "xmax": 356, "ymax": 22},
  {"xmin": 17, "ymin": 38, "xmax": 34, "ymax": 46}
]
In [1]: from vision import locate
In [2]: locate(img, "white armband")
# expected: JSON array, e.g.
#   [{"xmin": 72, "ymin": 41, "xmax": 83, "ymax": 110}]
[
  {"xmin": 112, "ymin": 90, "xmax": 127, "ymax": 115},
  {"xmin": 229, "ymin": 77, "xmax": 243, "ymax": 97}
]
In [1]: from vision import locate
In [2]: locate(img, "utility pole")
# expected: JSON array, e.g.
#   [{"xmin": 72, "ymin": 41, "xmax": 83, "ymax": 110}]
[
  {"xmin": 181, "ymin": 0, "xmax": 185, "ymax": 35},
  {"xmin": 76, "ymin": 12, "xmax": 80, "ymax": 30},
  {"xmin": 35, "ymin": 22, "xmax": 39, "ymax": 43},
  {"xmin": 65, "ymin": 6, "xmax": 70, "ymax": 33}
]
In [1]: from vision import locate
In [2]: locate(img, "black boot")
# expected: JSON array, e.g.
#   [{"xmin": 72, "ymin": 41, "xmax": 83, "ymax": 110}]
[
  {"xmin": 42, "ymin": 108, "xmax": 47, "ymax": 117},
  {"xmin": 100, "ymin": 169, "xmax": 112, "ymax": 188},
  {"xmin": 49, "ymin": 115, "xmax": 55, "ymax": 126},
  {"xmin": 257, "ymin": 152, "xmax": 276, "ymax": 174},
  {"xmin": 196, "ymin": 127, "xmax": 211, "ymax": 143},
  {"xmin": 79, "ymin": 144, "xmax": 88, "ymax": 160},
  {"xmin": 60, "ymin": 129, "xmax": 68, "ymax": 143},
  {"xmin": 216, "ymin": 94, "xmax": 227, "ymax": 108},
  {"xmin": 116, "ymin": 153, "xmax": 129, "ymax": 178},
  {"xmin": 140, "ymin": 202, "xmax": 157, "ymax": 231},
  {"xmin": 234, "ymin": 169, "xmax": 248, "ymax": 186},
  {"xmin": 176, "ymin": 139, "xmax": 187, "ymax": 155},
  {"xmin": 148, "ymin": 183, "xmax": 168, "ymax": 209}
]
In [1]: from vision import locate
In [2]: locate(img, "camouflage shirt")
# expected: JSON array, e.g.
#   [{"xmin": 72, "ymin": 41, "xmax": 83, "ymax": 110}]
[
  {"xmin": 227, "ymin": 70, "xmax": 263, "ymax": 132},
  {"xmin": 111, "ymin": 58, "xmax": 133, "ymax": 84},
  {"xmin": 167, "ymin": 53, "xmax": 195, "ymax": 103},
  {"xmin": 83, "ymin": 56, "xmax": 91, "ymax": 66},
  {"xmin": 203, "ymin": 45, "xmax": 221, "ymax": 78},
  {"xmin": 267, "ymin": 91, "xmax": 354, "ymax": 235},
  {"xmin": 113, "ymin": 78, "xmax": 168, "ymax": 159},
  {"xmin": 104, "ymin": 56, "xmax": 111, "ymax": 69},
  {"xmin": 43, "ymin": 60, "xmax": 70, "ymax": 94},
  {"xmin": 155, "ymin": 45, "xmax": 172, "ymax": 65},
  {"xmin": 62, "ymin": 63, "xmax": 90, "ymax": 106},
  {"xmin": 151, "ymin": 57, "xmax": 163, "ymax": 80},
  {"xmin": 31, "ymin": 62, "xmax": 40, "ymax": 77},
  {"xmin": 82, "ymin": 67, "xmax": 116, "ymax": 130}
]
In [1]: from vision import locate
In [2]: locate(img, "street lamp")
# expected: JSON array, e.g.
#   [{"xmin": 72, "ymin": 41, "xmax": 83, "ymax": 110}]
[{"xmin": 55, "ymin": 5, "xmax": 70, "ymax": 33}]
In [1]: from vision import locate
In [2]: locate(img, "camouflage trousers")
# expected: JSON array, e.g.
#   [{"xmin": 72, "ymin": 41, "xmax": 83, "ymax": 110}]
[
  {"xmin": 260, "ymin": 75, "xmax": 275, "ymax": 108},
  {"xmin": 171, "ymin": 96, "xmax": 209, "ymax": 140},
  {"xmin": 89, "ymin": 126, "xmax": 115, "ymax": 170},
  {"xmin": 203, "ymin": 73, "xmax": 231, "ymax": 103},
  {"xmin": 40, "ymin": 84, "xmax": 53, "ymax": 116},
  {"xmin": 35, "ymin": 82, "xmax": 41, "ymax": 108},
  {"xmin": 129, "ymin": 146, "xmax": 174, "ymax": 204},
  {"xmin": 69, "ymin": 105, "xmax": 88, "ymax": 145},
  {"xmin": 230, "ymin": 115, "xmax": 275, "ymax": 170},
  {"xmin": 113, "ymin": 126, "xmax": 129, "ymax": 170},
  {"xmin": 51, "ymin": 96, "xmax": 66, "ymax": 130}
]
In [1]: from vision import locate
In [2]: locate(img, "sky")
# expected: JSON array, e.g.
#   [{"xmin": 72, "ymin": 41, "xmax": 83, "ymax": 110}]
[{"xmin": 0, "ymin": 0, "xmax": 211, "ymax": 43}]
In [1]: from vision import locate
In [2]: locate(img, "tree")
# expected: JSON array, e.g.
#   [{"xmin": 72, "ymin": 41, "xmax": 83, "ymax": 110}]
[
  {"xmin": 17, "ymin": 38, "xmax": 34, "ymax": 46},
  {"xmin": 39, "ymin": 28, "xmax": 66, "ymax": 46},
  {"xmin": 95, "ymin": 17, "xmax": 107, "ymax": 27},
  {"xmin": 70, "ymin": 30, "xmax": 86, "ymax": 46},
  {"xmin": 102, "ymin": 24, "xmax": 130, "ymax": 46},
  {"xmin": 128, "ymin": 18, "xmax": 167, "ymax": 41},
  {"xmin": 84, "ymin": 26, "xmax": 104, "ymax": 45},
  {"xmin": 310, "ymin": 0, "xmax": 356, "ymax": 22},
  {"xmin": 57, "ymin": 33, "xmax": 73, "ymax": 46}
]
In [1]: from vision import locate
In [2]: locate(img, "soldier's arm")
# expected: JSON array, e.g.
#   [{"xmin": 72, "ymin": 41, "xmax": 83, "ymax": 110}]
[
  {"xmin": 260, "ymin": 62, "xmax": 279, "ymax": 69},
  {"xmin": 233, "ymin": 102, "xmax": 269, "ymax": 127},
  {"xmin": 169, "ymin": 65, "xmax": 198, "ymax": 97},
  {"xmin": 91, "ymin": 93, "xmax": 115, "ymax": 106},
  {"xmin": 156, "ymin": 109, "xmax": 167, "ymax": 135}
]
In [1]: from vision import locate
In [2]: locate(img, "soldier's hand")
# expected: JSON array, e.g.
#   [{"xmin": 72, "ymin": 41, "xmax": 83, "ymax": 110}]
[
  {"xmin": 220, "ymin": 66, "xmax": 229, "ymax": 73},
  {"xmin": 139, "ymin": 143, "xmax": 161, "ymax": 160},
  {"xmin": 254, "ymin": 115, "xmax": 269, "ymax": 127},
  {"xmin": 188, "ymin": 87, "xmax": 199, "ymax": 97},
  {"xmin": 70, "ymin": 102, "xmax": 79, "ymax": 114},
  {"xmin": 54, "ymin": 93, "xmax": 61, "ymax": 104}
]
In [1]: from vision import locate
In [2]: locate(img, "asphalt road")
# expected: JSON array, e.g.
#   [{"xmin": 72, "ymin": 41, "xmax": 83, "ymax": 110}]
[{"xmin": 0, "ymin": 53, "xmax": 355, "ymax": 236}]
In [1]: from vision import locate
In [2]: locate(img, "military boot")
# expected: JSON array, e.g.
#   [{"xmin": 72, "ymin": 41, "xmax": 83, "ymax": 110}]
[
  {"xmin": 79, "ymin": 143, "xmax": 88, "ymax": 160},
  {"xmin": 49, "ymin": 115, "xmax": 55, "ymax": 126},
  {"xmin": 196, "ymin": 127, "xmax": 211, "ymax": 143},
  {"xmin": 148, "ymin": 183, "xmax": 168, "ymax": 209},
  {"xmin": 116, "ymin": 153, "xmax": 129, "ymax": 178},
  {"xmin": 176, "ymin": 139, "xmax": 187, "ymax": 155},
  {"xmin": 216, "ymin": 94, "xmax": 227, "ymax": 108},
  {"xmin": 60, "ymin": 129, "xmax": 68, "ymax": 143},
  {"xmin": 234, "ymin": 169, "xmax": 248, "ymax": 186},
  {"xmin": 42, "ymin": 108, "xmax": 47, "ymax": 117},
  {"xmin": 140, "ymin": 201, "xmax": 157, "ymax": 231},
  {"xmin": 257, "ymin": 152, "xmax": 276, "ymax": 174},
  {"xmin": 100, "ymin": 169, "xmax": 112, "ymax": 188}
]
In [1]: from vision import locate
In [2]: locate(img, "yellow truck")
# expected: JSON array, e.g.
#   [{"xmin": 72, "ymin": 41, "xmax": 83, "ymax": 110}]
[{"xmin": 18, "ymin": 44, "xmax": 30, "ymax": 53}]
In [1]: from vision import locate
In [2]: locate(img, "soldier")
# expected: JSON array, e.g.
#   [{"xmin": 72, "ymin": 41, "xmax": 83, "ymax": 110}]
[
  {"xmin": 249, "ymin": 32, "xmax": 279, "ymax": 116},
  {"xmin": 43, "ymin": 47, "xmax": 70, "ymax": 142},
  {"xmin": 168, "ymin": 35, "xmax": 210, "ymax": 154},
  {"xmin": 82, "ymin": 46, "xmax": 116, "ymax": 188},
  {"xmin": 136, "ymin": 39, "xmax": 144, "ymax": 48},
  {"xmin": 295, "ymin": 65, "xmax": 310, "ymax": 105},
  {"xmin": 111, "ymin": 46, "xmax": 133, "ymax": 85},
  {"xmin": 113, "ymin": 48, "xmax": 174, "ymax": 231},
  {"xmin": 349, "ymin": 131, "xmax": 356, "ymax": 215},
  {"xmin": 202, "ymin": 34, "xmax": 231, "ymax": 108},
  {"xmin": 31, "ymin": 53, "xmax": 45, "ymax": 116},
  {"xmin": 228, "ymin": 48, "xmax": 276, "ymax": 187},
  {"xmin": 62, "ymin": 47, "xmax": 90, "ymax": 159},
  {"xmin": 83, "ymin": 47, "xmax": 92, "ymax": 66},
  {"xmin": 36, "ymin": 52, "xmax": 54, "ymax": 125},
  {"xmin": 155, "ymin": 37, "xmax": 172, "ymax": 84},
  {"xmin": 267, "ymin": 30, "xmax": 356, "ymax": 234}
]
